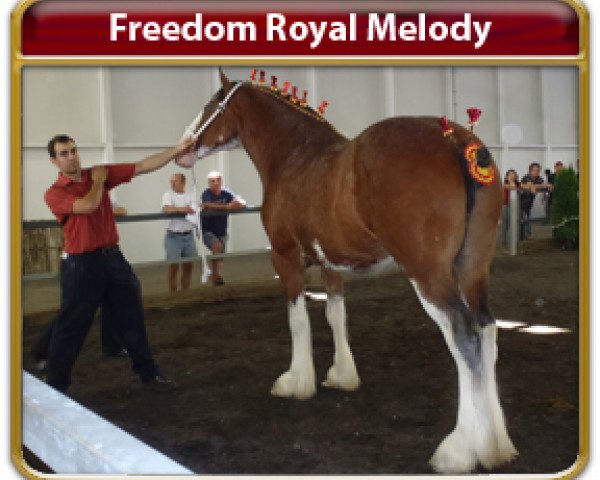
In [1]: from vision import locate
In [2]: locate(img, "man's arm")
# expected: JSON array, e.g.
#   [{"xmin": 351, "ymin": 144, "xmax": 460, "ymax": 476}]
[
  {"xmin": 202, "ymin": 200, "xmax": 246, "ymax": 211},
  {"xmin": 229, "ymin": 197, "xmax": 246, "ymax": 210},
  {"xmin": 134, "ymin": 136, "xmax": 195, "ymax": 177},
  {"xmin": 202, "ymin": 191, "xmax": 246, "ymax": 211},
  {"xmin": 113, "ymin": 206, "xmax": 128, "ymax": 216},
  {"xmin": 161, "ymin": 191, "xmax": 195, "ymax": 214},
  {"xmin": 163, "ymin": 205, "xmax": 195, "ymax": 214},
  {"xmin": 72, "ymin": 166, "xmax": 107, "ymax": 214},
  {"xmin": 201, "ymin": 202, "xmax": 233, "ymax": 210}
]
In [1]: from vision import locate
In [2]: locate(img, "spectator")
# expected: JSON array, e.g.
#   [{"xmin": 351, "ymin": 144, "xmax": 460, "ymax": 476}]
[
  {"xmin": 500, "ymin": 169, "xmax": 520, "ymax": 251},
  {"xmin": 40, "ymin": 133, "xmax": 194, "ymax": 393},
  {"xmin": 544, "ymin": 161, "xmax": 563, "ymax": 223},
  {"xmin": 200, "ymin": 171, "xmax": 246, "ymax": 286},
  {"xmin": 161, "ymin": 173, "xmax": 198, "ymax": 292},
  {"xmin": 520, "ymin": 162, "xmax": 550, "ymax": 239}
]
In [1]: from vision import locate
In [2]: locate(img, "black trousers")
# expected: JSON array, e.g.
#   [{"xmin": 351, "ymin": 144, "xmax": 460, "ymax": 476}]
[
  {"xmin": 33, "ymin": 307, "xmax": 123, "ymax": 362},
  {"xmin": 45, "ymin": 246, "xmax": 159, "ymax": 392}
]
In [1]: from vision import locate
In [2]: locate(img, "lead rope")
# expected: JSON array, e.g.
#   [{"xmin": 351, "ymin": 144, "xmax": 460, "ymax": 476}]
[
  {"xmin": 183, "ymin": 81, "xmax": 246, "ymax": 284},
  {"xmin": 190, "ymin": 166, "xmax": 211, "ymax": 284}
]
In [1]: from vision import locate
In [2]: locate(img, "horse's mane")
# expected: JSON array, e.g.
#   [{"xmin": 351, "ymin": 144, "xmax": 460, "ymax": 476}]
[
  {"xmin": 254, "ymin": 85, "xmax": 323, "ymax": 121},
  {"xmin": 248, "ymin": 83, "xmax": 343, "ymax": 138}
]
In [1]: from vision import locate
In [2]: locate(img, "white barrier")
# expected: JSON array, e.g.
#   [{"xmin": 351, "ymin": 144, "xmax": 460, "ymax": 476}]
[{"xmin": 22, "ymin": 372, "xmax": 193, "ymax": 475}]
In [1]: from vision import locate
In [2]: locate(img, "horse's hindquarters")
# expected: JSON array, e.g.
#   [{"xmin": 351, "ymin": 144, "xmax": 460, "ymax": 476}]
[{"xmin": 351, "ymin": 118, "xmax": 468, "ymax": 275}]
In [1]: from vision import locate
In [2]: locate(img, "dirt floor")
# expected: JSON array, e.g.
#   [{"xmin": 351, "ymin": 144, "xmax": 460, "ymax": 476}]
[{"xmin": 21, "ymin": 239, "xmax": 581, "ymax": 475}]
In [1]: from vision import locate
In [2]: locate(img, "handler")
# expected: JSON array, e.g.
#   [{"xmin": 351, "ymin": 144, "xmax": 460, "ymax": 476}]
[{"xmin": 42, "ymin": 133, "xmax": 194, "ymax": 393}]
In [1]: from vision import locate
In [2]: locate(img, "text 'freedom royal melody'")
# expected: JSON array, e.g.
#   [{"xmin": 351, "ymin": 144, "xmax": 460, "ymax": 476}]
[{"xmin": 110, "ymin": 13, "xmax": 493, "ymax": 50}]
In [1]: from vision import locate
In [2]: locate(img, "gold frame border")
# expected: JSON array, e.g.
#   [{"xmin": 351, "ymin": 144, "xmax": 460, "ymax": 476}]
[{"xmin": 9, "ymin": 0, "xmax": 590, "ymax": 478}]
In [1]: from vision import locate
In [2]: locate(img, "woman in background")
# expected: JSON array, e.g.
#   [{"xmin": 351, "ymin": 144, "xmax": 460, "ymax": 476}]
[{"xmin": 501, "ymin": 169, "xmax": 520, "ymax": 252}]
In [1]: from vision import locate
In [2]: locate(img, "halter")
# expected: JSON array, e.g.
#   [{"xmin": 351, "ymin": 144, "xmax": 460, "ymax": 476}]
[{"xmin": 185, "ymin": 81, "xmax": 247, "ymax": 141}]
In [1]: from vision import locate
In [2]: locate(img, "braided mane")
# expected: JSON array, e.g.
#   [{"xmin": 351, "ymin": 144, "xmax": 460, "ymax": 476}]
[{"xmin": 253, "ymin": 84, "xmax": 325, "ymax": 122}]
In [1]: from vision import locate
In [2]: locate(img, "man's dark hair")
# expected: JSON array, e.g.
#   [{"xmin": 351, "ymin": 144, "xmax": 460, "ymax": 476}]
[
  {"xmin": 528, "ymin": 162, "xmax": 541, "ymax": 173},
  {"xmin": 47, "ymin": 134, "xmax": 75, "ymax": 158}
]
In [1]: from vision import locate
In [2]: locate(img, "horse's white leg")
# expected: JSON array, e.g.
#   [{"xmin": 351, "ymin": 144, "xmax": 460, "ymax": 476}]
[
  {"xmin": 411, "ymin": 280, "xmax": 515, "ymax": 473},
  {"xmin": 322, "ymin": 295, "xmax": 360, "ymax": 391},
  {"xmin": 271, "ymin": 294, "xmax": 316, "ymax": 400},
  {"xmin": 481, "ymin": 324, "xmax": 518, "ymax": 467}
]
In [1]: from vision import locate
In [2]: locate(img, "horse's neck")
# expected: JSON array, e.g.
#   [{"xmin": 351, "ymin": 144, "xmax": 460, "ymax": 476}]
[{"xmin": 234, "ymin": 87, "xmax": 347, "ymax": 186}]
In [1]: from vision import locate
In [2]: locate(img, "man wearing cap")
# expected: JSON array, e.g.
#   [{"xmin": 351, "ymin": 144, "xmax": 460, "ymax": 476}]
[
  {"xmin": 41, "ymin": 133, "xmax": 194, "ymax": 393},
  {"xmin": 200, "ymin": 171, "xmax": 246, "ymax": 286},
  {"xmin": 161, "ymin": 173, "xmax": 198, "ymax": 292}
]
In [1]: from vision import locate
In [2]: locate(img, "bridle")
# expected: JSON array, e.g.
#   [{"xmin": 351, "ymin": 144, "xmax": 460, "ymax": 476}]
[{"xmin": 184, "ymin": 81, "xmax": 247, "ymax": 141}]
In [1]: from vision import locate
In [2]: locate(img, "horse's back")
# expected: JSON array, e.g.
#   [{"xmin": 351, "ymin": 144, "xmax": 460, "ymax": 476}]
[{"xmin": 353, "ymin": 116, "xmax": 464, "ymax": 179}]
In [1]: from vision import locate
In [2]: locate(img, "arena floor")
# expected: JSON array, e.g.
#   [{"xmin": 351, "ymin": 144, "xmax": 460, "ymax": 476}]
[{"xmin": 21, "ymin": 229, "xmax": 581, "ymax": 475}]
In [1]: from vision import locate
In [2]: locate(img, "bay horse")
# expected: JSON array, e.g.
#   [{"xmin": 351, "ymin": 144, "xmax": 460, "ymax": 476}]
[{"xmin": 176, "ymin": 69, "xmax": 517, "ymax": 473}]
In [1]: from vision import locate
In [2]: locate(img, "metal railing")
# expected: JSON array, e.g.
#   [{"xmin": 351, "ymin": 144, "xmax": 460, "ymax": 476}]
[
  {"xmin": 506, "ymin": 187, "xmax": 553, "ymax": 256},
  {"xmin": 21, "ymin": 191, "xmax": 549, "ymax": 280},
  {"xmin": 22, "ymin": 205, "xmax": 262, "ymax": 230},
  {"xmin": 21, "ymin": 206, "xmax": 264, "ymax": 280}
]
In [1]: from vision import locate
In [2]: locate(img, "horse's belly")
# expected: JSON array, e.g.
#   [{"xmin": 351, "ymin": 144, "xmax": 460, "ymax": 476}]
[{"xmin": 308, "ymin": 238, "xmax": 396, "ymax": 274}]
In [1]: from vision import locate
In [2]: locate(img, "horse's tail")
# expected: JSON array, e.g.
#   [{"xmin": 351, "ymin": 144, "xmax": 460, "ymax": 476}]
[{"xmin": 451, "ymin": 126, "xmax": 503, "ymax": 325}]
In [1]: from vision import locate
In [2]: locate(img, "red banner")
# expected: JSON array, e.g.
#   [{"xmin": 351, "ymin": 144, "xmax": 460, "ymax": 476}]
[{"xmin": 20, "ymin": 0, "xmax": 580, "ymax": 57}]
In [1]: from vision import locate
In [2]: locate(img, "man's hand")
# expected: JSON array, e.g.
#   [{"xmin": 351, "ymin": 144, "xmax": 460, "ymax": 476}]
[
  {"xmin": 229, "ymin": 199, "xmax": 245, "ymax": 210},
  {"xmin": 174, "ymin": 134, "xmax": 196, "ymax": 157},
  {"xmin": 91, "ymin": 165, "xmax": 108, "ymax": 184},
  {"xmin": 135, "ymin": 135, "xmax": 197, "ymax": 177},
  {"xmin": 113, "ymin": 206, "xmax": 128, "ymax": 217},
  {"xmin": 72, "ymin": 165, "xmax": 107, "ymax": 214}
]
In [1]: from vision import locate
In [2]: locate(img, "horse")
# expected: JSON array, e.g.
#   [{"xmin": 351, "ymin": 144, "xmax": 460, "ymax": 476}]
[{"xmin": 175, "ymin": 69, "xmax": 517, "ymax": 473}]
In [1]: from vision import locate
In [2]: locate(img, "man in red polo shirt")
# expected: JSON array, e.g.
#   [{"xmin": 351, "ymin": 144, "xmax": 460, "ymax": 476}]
[{"xmin": 42, "ymin": 133, "xmax": 194, "ymax": 393}]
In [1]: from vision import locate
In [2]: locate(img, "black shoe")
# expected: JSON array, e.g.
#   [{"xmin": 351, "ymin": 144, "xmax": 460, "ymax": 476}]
[
  {"xmin": 103, "ymin": 348, "xmax": 128, "ymax": 359},
  {"xmin": 34, "ymin": 359, "xmax": 48, "ymax": 374},
  {"xmin": 143, "ymin": 374, "xmax": 178, "ymax": 392},
  {"xmin": 214, "ymin": 277, "xmax": 225, "ymax": 286}
]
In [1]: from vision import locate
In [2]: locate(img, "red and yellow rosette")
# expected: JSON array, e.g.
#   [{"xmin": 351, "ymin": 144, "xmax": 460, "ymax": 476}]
[{"xmin": 464, "ymin": 141, "xmax": 496, "ymax": 185}]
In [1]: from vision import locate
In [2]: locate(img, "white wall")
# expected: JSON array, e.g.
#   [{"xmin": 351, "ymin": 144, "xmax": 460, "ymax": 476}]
[{"xmin": 22, "ymin": 66, "xmax": 579, "ymax": 263}]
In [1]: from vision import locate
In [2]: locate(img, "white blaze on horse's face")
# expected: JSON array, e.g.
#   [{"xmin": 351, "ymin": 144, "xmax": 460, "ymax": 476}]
[{"xmin": 193, "ymin": 89, "xmax": 242, "ymax": 161}]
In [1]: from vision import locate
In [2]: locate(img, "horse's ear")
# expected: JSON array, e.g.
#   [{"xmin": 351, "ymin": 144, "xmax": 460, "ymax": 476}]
[{"xmin": 218, "ymin": 68, "xmax": 232, "ymax": 91}]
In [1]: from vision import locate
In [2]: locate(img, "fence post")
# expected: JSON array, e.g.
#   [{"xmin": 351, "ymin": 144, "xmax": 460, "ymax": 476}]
[{"xmin": 509, "ymin": 189, "xmax": 519, "ymax": 256}]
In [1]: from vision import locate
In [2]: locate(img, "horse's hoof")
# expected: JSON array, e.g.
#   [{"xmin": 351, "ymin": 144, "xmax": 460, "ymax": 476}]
[
  {"xmin": 429, "ymin": 431, "xmax": 478, "ymax": 473},
  {"xmin": 270, "ymin": 370, "xmax": 315, "ymax": 400},
  {"xmin": 321, "ymin": 365, "xmax": 360, "ymax": 391},
  {"xmin": 479, "ymin": 437, "xmax": 518, "ymax": 470}
]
